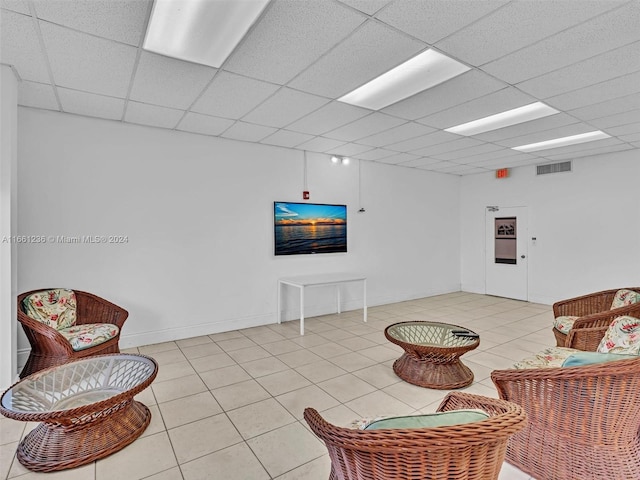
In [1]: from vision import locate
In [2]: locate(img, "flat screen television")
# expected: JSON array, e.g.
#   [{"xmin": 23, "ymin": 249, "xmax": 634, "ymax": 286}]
[{"xmin": 274, "ymin": 202, "xmax": 347, "ymax": 255}]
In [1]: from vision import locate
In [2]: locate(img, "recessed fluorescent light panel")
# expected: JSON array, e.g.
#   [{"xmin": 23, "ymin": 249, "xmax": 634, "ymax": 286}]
[
  {"xmin": 338, "ymin": 49, "xmax": 470, "ymax": 110},
  {"xmin": 143, "ymin": 0, "xmax": 270, "ymax": 68},
  {"xmin": 445, "ymin": 102, "xmax": 559, "ymax": 136},
  {"xmin": 512, "ymin": 131, "xmax": 611, "ymax": 152}
]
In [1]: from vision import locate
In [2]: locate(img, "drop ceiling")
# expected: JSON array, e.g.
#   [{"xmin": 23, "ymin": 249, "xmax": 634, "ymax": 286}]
[{"xmin": 2, "ymin": 0, "xmax": 639, "ymax": 176}]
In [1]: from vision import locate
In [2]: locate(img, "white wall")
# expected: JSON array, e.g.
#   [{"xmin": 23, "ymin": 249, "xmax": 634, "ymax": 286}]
[
  {"xmin": 16, "ymin": 108, "xmax": 461, "ymax": 362},
  {"xmin": 0, "ymin": 66, "xmax": 19, "ymax": 389},
  {"xmin": 460, "ymin": 149, "xmax": 640, "ymax": 305}
]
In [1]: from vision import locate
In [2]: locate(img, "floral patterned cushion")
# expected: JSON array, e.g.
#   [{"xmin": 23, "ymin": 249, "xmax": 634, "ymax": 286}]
[
  {"xmin": 553, "ymin": 315, "xmax": 579, "ymax": 334},
  {"xmin": 512, "ymin": 346, "xmax": 578, "ymax": 369},
  {"xmin": 597, "ymin": 315, "xmax": 640, "ymax": 355},
  {"xmin": 23, "ymin": 289, "xmax": 77, "ymax": 330},
  {"xmin": 610, "ymin": 289, "xmax": 640, "ymax": 309},
  {"xmin": 59, "ymin": 323, "xmax": 119, "ymax": 351}
]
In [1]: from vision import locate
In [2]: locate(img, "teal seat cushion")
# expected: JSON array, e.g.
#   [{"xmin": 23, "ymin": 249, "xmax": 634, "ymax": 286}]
[
  {"xmin": 561, "ymin": 351, "xmax": 637, "ymax": 367},
  {"xmin": 363, "ymin": 410, "xmax": 488, "ymax": 430}
]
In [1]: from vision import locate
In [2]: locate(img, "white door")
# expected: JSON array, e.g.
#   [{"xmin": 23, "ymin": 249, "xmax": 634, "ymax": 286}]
[{"xmin": 485, "ymin": 206, "xmax": 528, "ymax": 301}]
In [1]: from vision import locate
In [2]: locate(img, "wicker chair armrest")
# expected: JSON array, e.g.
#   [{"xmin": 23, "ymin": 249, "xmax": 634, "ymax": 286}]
[
  {"xmin": 570, "ymin": 302, "xmax": 640, "ymax": 330},
  {"xmin": 16, "ymin": 312, "xmax": 74, "ymax": 355},
  {"xmin": 563, "ymin": 302, "xmax": 640, "ymax": 350},
  {"xmin": 491, "ymin": 357, "xmax": 640, "ymax": 439},
  {"xmin": 437, "ymin": 391, "xmax": 519, "ymax": 417},
  {"xmin": 74, "ymin": 291, "xmax": 129, "ymax": 329},
  {"xmin": 565, "ymin": 326, "xmax": 608, "ymax": 350},
  {"xmin": 552, "ymin": 289, "xmax": 617, "ymax": 317}
]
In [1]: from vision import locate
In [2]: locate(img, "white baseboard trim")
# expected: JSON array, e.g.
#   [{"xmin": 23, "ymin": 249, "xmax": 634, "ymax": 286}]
[
  {"xmin": 460, "ymin": 283, "xmax": 486, "ymax": 295},
  {"xmin": 527, "ymin": 293, "xmax": 553, "ymax": 306},
  {"xmin": 120, "ymin": 313, "xmax": 274, "ymax": 349}
]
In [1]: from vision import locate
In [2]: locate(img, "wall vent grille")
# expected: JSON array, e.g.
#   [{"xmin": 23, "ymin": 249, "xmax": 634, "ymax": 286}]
[{"xmin": 536, "ymin": 161, "xmax": 572, "ymax": 175}]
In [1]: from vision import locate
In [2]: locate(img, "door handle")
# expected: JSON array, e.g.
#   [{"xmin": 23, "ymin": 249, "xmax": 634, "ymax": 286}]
[{"xmin": 521, "ymin": 255, "xmax": 526, "ymax": 259}]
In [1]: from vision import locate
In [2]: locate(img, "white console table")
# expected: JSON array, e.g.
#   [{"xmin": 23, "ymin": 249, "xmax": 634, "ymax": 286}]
[{"xmin": 277, "ymin": 273, "xmax": 367, "ymax": 335}]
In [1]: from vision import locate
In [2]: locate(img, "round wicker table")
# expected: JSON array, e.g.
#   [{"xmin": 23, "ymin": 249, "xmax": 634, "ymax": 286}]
[
  {"xmin": 0, "ymin": 353, "xmax": 158, "ymax": 472},
  {"xmin": 385, "ymin": 321, "xmax": 480, "ymax": 389}
]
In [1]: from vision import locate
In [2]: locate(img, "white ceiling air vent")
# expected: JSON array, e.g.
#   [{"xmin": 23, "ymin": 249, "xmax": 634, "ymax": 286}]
[{"xmin": 536, "ymin": 161, "xmax": 572, "ymax": 175}]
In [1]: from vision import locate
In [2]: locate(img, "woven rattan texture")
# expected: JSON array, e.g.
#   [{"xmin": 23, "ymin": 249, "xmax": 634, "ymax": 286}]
[
  {"xmin": 385, "ymin": 322, "xmax": 479, "ymax": 389},
  {"xmin": 18, "ymin": 289, "xmax": 129, "ymax": 378},
  {"xmin": 0, "ymin": 354, "xmax": 158, "ymax": 472},
  {"xmin": 304, "ymin": 392, "xmax": 527, "ymax": 480},
  {"xmin": 552, "ymin": 287, "xmax": 640, "ymax": 349},
  {"xmin": 492, "ymin": 356, "xmax": 640, "ymax": 480}
]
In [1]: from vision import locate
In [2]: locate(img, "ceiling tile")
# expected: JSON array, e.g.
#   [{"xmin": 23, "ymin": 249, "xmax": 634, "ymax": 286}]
[
  {"xmin": 603, "ymin": 122, "xmax": 640, "ymax": 136},
  {"xmin": 471, "ymin": 113, "xmax": 579, "ymax": 143},
  {"xmin": 418, "ymin": 161, "xmax": 460, "ymax": 172},
  {"xmin": 191, "ymin": 71, "xmax": 280, "ymax": 120},
  {"xmin": 286, "ymin": 101, "xmax": 370, "ymax": 136},
  {"xmin": 385, "ymin": 130, "xmax": 461, "ymax": 153},
  {"xmin": 296, "ymin": 137, "xmax": 347, "ymax": 153},
  {"xmin": 373, "ymin": 152, "xmax": 420, "ymax": 165},
  {"xmin": 545, "ymin": 143, "xmax": 632, "ymax": 161},
  {"xmin": 545, "ymin": 70, "xmax": 640, "ymax": 111},
  {"xmin": 516, "ymin": 41, "xmax": 640, "ymax": 99},
  {"xmin": 436, "ymin": 1, "xmax": 625, "ymax": 66},
  {"xmin": 260, "ymin": 129, "xmax": 314, "ymax": 148},
  {"xmin": 568, "ymin": 93, "xmax": 640, "ymax": 121},
  {"xmin": 1, "ymin": 9, "xmax": 50, "ymax": 83},
  {"xmin": 58, "ymin": 87, "xmax": 124, "ymax": 120},
  {"xmin": 382, "ymin": 70, "xmax": 507, "ymax": 120},
  {"xmin": 461, "ymin": 147, "xmax": 523, "ymax": 164},
  {"xmin": 536, "ymin": 137, "xmax": 625, "ymax": 157},
  {"xmin": 497, "ymin": 123, "xmax": 605, "ymax": 148},
  {"xmin": 242, "ymin": 88, "xmax": 329, "ymax": 128},
  {"xmin": 473, "ymin": 154, "xmax": 538, "ymax": 168},
  {"xmin": 354, "ymin": 148, "xmax": 395, "ymax": 161},
  {"xmin": 398, "ymin": 157, "xmax": 443, "ymax": 168},
  {"xmin": 224, "ymin": 0, "xmax": 366, "ymax": 85},
  {"xmin": 337, "ymin": 0, "xmax": 392, "ymax": 15},
  {"xmin": 288, "ymin": 20, "xmax": 426, "ymax": 98},
  {"xmin": 588, "ymin": 109, "xmax": 640, "ymax": 130},
  {"xmin": 40, "ymin": 22, "xmax": 137, "ymax": 97},
  {"xmin": 326, "ymin": 143, "xmax": 374, "ymax": 156},
  {"xmin": 431, "ymin": 143, "xmax": 505, "ymax": 161},
  {"xmin": 411, "ymin": 138, "xmax": 484, "ymax": 157},
  {"xmin": 323, "ymin": 113, "xmax": 405, "ymax": 142},
  {"xmin": 221, "ymin": 122, "xmax": 277, "ymax": 142},
  {"xmin": 18, "ymin": 80, "xmax": 58, "ymax": 110},
  {"xmin": 441, "ymin": 166, "xmax": 490, "ymax": 175},
  {"xmin": 376, "ymin": 0, "xmax": 507, "ymax": 44},
  {"xmin": 130, "ymin": 52, "xmax": 216, "ymax": 110},
  {"xmin": 356, "ymin": 122, "xmax": 435, "ymax": 148},
  {"xmin": 619, "ymin": 132, "xmax": 640, "ymax": 142},
  {"xmin": 176, "ymin": 112, "xmax": 234, "ymax": 137},
  {"xmin": 33, "ymin": 0, "xmax": 150, "ymax": 46},
  {"xmin": 417, "ymin": 87, "xmax": 537, "ymax": 129},
  {"xmin": 482, "ymin": 1, "xmax": 640, "ymax": 84},
  {"xmin": 124, "ymin": 101, "xmax": 183, "ymax": 129},
  {"xmin": 1, "ymin": 0, "xmax": 30, "ymax": 14}
]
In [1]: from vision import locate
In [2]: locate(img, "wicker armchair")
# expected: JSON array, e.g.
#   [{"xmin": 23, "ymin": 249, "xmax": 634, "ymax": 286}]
[
  {"xmin": 18, "ymin": 289, "xmax": 128, "ymax": 378},
  {"xmin": 492, "ymin": 356, "xmax": 640, "ymax": 480},
  {"xmin": 552, "ymin": 287, "xmax": 640, "ymax": 348},
  {"xmin": 304, "ymin": 392, "xmax": 527, "ymax": 480}
]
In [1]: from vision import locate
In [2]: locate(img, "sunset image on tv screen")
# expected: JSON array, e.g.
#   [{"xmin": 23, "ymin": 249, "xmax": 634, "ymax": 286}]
[{"xmin": 274, "ymin": 202, "xmax": 347, "ymax": 255}]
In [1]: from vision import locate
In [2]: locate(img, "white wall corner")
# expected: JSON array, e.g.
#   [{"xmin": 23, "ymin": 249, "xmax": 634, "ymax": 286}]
[{"xmin": 0, "ymin": 65, "xmax": 19, "ymax": 388}]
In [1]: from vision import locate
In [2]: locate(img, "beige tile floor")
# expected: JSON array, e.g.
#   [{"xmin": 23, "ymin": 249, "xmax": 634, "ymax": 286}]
[{"xmin": 0, "ymin": 292, "xmax": 554, "ymax": 480}]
